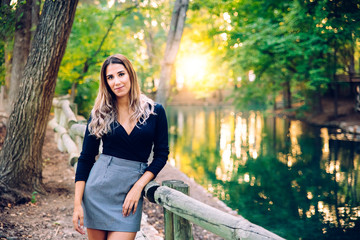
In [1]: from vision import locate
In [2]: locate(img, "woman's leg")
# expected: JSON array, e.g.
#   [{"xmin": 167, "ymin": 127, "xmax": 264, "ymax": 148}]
[
  {"xmin": 107, "ymin": 231, "xmax": 137, "ymax": 240},
  {"xmin": 87, "ymin": 228, "xmax": 107, "ymax": 240}
]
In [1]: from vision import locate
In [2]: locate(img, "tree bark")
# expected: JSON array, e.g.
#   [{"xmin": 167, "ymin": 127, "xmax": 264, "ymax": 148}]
[
  {"xmin": 8, "ymin": 0, "xmax": 33, "ymax": 109},
  {"xmin": 3, "ymin": 42, "xmax": 11, "ymax": 104},
  {"xmin": 156, "ymin": 0, "xmax": 189, "ymax": 106},
  {"xmin": 31, "ymin": 0, "xmax": 41, "ymax": 43},
  {"xmin": 0, "ymin": 0, "xmax": 79, "ymax": 207}
]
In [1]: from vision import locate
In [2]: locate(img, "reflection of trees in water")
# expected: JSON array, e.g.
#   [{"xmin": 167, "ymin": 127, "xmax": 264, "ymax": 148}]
[
  {"xmin": 328, "ymin": 139, "xmax": 359, "ymax": 236},
  {"xmin": 167, "ymin": 107, "xmax": 360, "ymax": 239}
]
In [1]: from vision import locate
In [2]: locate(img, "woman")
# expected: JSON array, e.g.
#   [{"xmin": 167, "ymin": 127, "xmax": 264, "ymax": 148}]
[{"xmin": 72, "ymin": 54, "xmax": 169, "ymax": 240}]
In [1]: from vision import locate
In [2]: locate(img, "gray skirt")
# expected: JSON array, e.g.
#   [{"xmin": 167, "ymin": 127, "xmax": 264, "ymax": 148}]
[{"xmin": 82, "ymin": 154, "xmax": 148, "ymax": 232}]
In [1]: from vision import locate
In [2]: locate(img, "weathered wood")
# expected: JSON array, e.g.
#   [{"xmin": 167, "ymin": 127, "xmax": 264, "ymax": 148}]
[
  {"xmin": 152, "ymin": 186, "xmax": 284, "ymax": 240},
  {"xmin": 60, "ymin": 100, "xmax": 77, "ymax": 125},
  {"xmin": 53, "ymin": 98, "xmax": 77, "ymax": 127},
  {"xmin": 144, "ymin": 181, "xmax": 160, "ymax": 203},
  {"xmin": 54, "ymin": 106, "xmax": 61, "ymax": 123},
  {"xmin": 70, "ymin": 124, "xmax": 86, "ymax": 137},
  {"xmin": 68, "ymin": 152, "xmax": 79, "ymax": 166},
  {"xmin": 172, "ymin": 182, "xmax": 193, "ymax": 240},
  {"xmin": 74, "ymin": 135, "xmax": 84, "ymax": 153},
  {"xmin": 61, "ymin": 133, "xmax": 79, "ymax": 164},
  {"xmin": 48, "ymin": 118, "xmax": 67, "ymax": 136},
  {"xmin": 48, "ymin": 118, "xmax": 80, "ymax": 164},
  {"xmin": 162, "ymin": 180, "xmax": 185, "ymax": 240}
]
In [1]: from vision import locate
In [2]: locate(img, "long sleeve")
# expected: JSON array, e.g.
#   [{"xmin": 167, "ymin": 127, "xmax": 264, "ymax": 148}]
[
  {"xmin": 75, "ymin": 120, "xmax": 101, "ymax": 182},
  {"xmin": 145, "ymin": 104, "xmax": 169, "ymax": 177}
]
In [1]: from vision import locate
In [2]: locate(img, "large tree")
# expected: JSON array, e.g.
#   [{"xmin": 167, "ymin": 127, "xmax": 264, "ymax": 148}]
[
  {"xmin": 8, "ymin": 0, "xmax": 41, "ymax": 108},
  {"xmin": 0, "ymin": 0, "xmax": 78, "ymax": 207},
  {"xmin": 156, "ymin": 0, "xmax": 189, "ymax": 106}
]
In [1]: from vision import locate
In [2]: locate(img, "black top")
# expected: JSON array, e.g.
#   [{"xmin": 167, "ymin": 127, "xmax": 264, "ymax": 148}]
[{"xmin": 75, "ymin": 103, "xmax": 169, "ymax": 182}]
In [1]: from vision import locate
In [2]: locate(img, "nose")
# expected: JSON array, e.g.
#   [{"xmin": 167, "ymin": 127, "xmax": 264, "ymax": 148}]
[{"xmin": 114, "ymin": 75, "xmax": 122, "ymax": 85}]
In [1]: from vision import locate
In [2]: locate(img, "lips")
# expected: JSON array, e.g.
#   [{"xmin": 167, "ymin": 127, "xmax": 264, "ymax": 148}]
[{"xmin": 114, "ymin": 86, "xmax": 124, "ymax": 91}]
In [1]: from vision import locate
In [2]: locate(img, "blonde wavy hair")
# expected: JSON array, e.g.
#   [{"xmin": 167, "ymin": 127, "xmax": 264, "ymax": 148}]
[{"xmin": 89, "ymin": 54, "xmax": 155, "ymax": 138}]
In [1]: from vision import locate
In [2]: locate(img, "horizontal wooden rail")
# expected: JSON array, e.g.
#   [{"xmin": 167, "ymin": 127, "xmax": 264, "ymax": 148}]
[{"xmin": 144, "ymin": 181, "xmax": 284, "ymax": 240}]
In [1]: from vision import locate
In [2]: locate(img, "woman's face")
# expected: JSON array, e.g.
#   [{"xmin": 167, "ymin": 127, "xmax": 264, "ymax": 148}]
[{"xmin": 105, "ymin": 63, "xmax": 131, "ymax": 100}]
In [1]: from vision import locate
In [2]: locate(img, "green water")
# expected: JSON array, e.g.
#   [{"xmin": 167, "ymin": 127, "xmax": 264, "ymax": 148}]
[{"xmin": 167, "ymin": 106, "xmax": 360, "ymax": 240}]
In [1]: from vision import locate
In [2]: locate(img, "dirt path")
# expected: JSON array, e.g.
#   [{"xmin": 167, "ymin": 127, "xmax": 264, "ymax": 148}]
[
  {"xmin": 0, "ymin": 127, "xmax": 87, "ymax": 240},
  {"xmin": 0, "ymin": 125, "xmax": 230, "ymax": 240}
]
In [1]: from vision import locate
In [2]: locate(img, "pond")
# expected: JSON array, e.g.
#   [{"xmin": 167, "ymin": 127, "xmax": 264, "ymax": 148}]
[{"xmin": 166, "ymin": 106, "xmax": 360, "ymax": 240}]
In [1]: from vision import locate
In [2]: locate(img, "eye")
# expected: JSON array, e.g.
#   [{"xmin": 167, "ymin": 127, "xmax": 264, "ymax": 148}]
[
  {"xmin": 118, "ymin": 72, "xmax": 125, "ymax": 77},
  {"xmin": 106, "ymin": 75, "xmax": 113, "ymax": 80}
]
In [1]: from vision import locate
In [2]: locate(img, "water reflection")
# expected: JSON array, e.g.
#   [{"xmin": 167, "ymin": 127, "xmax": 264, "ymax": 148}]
[{"xmin": 167, "ymin": 106, "xmax": 360, "ymax": 239}]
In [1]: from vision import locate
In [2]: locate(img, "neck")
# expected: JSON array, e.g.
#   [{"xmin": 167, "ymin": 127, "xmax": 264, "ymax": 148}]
[{"xmin": 116, "ymin": 96, "xmax": 130, "ymax": 111}]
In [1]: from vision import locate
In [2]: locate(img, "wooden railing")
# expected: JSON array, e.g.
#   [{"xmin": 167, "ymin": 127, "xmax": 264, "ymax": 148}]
[
  {"xmin": 49, "ymin": 96, "xmax": 86, "ymax": 167},
  {"xmin": 50, "ymin": 97, "xmax": 284, "ymax": 240}
]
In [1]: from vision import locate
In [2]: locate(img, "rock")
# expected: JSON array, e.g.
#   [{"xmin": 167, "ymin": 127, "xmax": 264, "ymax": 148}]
[{"xmin": 339, "ymin": 122, "xmax": 347, "ymax": 129}]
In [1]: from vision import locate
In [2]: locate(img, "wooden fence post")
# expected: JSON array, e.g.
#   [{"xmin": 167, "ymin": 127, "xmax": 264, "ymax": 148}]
[
  {"xmin": 162, "ymin": 180, "xmax": 183, "ymax": 240},
  {"xmin": 172, "ymin": 182, "xmax": 193, "ymax": 240},
  {"xmin": 162, "ymin": 180, "xmax": 193, "ymax": 240}
]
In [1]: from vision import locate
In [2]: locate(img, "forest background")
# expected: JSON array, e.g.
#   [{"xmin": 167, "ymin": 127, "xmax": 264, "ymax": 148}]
[{"xmin": 1, "ymin": 0, "xmax": 360, "ymax": 117}]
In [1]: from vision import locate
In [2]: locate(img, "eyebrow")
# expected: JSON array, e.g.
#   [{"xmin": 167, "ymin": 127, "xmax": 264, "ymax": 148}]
[{"xmin": 106, "ymin": 70, "xmax": 125, "ymax": 78}]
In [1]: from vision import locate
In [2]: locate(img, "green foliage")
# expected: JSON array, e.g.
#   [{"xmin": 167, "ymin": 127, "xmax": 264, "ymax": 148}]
[
  {"xmin": 75, "ymin": 77, "xmax": 99, "ymax": 119},
  {"xmin": 193, "ymin": 0, "xmax": 359, "ymax": 112},
  {"xmin": 54, "ymin": 0, "xmax": 360, "ymax": 115},
  {"xmin": 0, "ymin": 44, "xmax": 5, "ymax": 86},
  {"xmin": 57, "ymin": 1, "xmax": 172, "ymax": 116},
  {"xmin": 232, "ymin": 80, "xmax": 271, "ymax": 110},
  {"xmin": 31, "ymin": 191, "xmax": 38, "ymax": 204},
  {"xmin": 0, "ymin": 3, "xmax": 16, "ymax": 86}
]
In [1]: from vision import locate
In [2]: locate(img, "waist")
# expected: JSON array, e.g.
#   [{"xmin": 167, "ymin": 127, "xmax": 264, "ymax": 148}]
[
  {"xmin": 99, "ymin": 154, "xmax": 148, "ymax": 168},
  {"xmin": 102, "ymin": 150, "xmax": 149, "ymax": 163}
]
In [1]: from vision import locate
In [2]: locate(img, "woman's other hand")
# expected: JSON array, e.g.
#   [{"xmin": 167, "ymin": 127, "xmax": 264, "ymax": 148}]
[{"xmin": 73, "ymin": 204, "xmax": 86, "ymax": 235}]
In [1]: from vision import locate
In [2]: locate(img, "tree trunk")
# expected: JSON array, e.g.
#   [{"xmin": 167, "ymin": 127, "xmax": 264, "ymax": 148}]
[
  {"xmin": 312, "ymin": 87, "xmax": 323, "ymax": 114},
  {"xmin": 8, "ymin": 0, "xmax": 33, "ymax": 109},
  {"xmin": 333, "ymin": 46, "xmax": 338, "ymax": 118},
  {"xmin": 156, "ymin": 0, "xmax": 189, "ymax": 106},
  {"xmin": 348, "ymin": 46, "xmax": 355, "ymax": 97},
  {"xmin": 1, "ymin": 0, "xmax": 12, "ymax": 103},
  {"xmin": 0, "ymin": 0, "xmax": 78, "ymax": 207},
  {"xmin": 4, "ymin": 41, "xmax": 11, "ymax": 104},
  {"xmin": 31, "ymin": 0, "xmax": 41, "ymax": 43},
  {"xmin": 282, "ymin": 80, "xmax": 291, "ymax": 109}
]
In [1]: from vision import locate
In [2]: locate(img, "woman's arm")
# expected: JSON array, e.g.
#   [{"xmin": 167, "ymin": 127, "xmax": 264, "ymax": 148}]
[
  {"xmin": 122, "ymin": 104, "xmax": 169, "ymax": 217},
  {"xmin": 73, "ymin": 181, "xmax": 86, "ymax": 235},
  {"xmin": 122, "ymin": 171, "xmax": 155, "ymax": 217},
  {"xmin": 145, "ymin": 104, "xmax": 169, "ymax": 177}
]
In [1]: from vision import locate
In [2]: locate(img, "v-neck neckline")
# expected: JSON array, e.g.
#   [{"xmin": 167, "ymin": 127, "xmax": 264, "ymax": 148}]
[{"xmin": 116, "ymin": 120, "xmax": 137, "ymax": 136}]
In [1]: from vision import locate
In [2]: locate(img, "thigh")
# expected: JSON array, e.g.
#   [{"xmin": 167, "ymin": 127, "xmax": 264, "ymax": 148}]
[
  {"xmin": 87, "ymin": 228, "xmax": 107, "ymax": 240},
  {"xmin": 107, "ymin": 231, "xmax": 136, "ymax": 240}
]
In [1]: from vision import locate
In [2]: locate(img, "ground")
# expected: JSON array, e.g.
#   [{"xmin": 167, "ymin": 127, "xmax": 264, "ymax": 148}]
[
  {"xmin": 0, "ymin": 97, "xmax": 358, "ymax": 240},
  {"xmin": 0, "ymin": 127, "xmax": 86, "ymax": 240}
]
